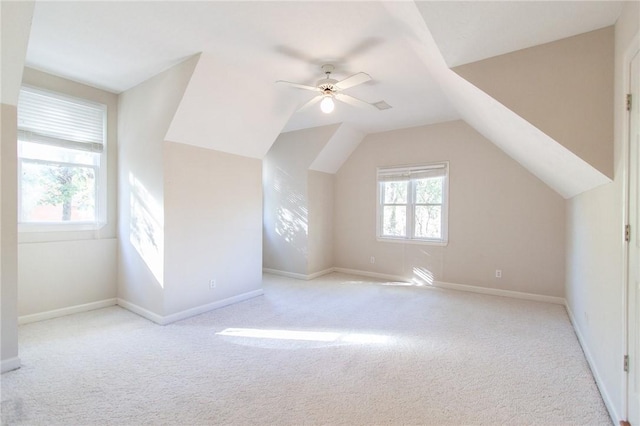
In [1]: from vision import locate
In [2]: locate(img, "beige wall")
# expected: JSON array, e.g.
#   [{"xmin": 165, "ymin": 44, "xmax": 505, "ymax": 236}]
[
  {"xmin": 18, "ymin": 240, "xmax": 117, "ymax": 315},
  {"xmin": 17, "ymin": 69, "xmax": 119, "ymax": 317},
  {"xmin": 565, "ymin": 3, "xmax": 639, "ymax": 421},
  {"xmin": 117, "ymin": 56, "xmax": 198, "ymax": 316},
  {"xmin": 334, "ymin": 120, "xmax": 565, "ymax": 297},
  {"xmin": 308, "ymin": 170, "xmax": 334, "ymax": 274},
  {"xmin": 1, "ymin": 0, "xmax": 33, "ymax": 372},
  {"xmin": 263, "ymin": 125, "xmax": 338, "ymax": 275},
  {"xmin": 1, "ymin": 104, "xmax": 19, "ymax": 368},
  {"xmin": 454, "ymin": 27, "xmax": 614, "ymax": 179},
  {"xmin": 163, "ymin": 142, "xmax": 263, "ymax": 315},
  {"xmin": 120, "ymin": 55, "xmax": 262, "ymax": 320}
]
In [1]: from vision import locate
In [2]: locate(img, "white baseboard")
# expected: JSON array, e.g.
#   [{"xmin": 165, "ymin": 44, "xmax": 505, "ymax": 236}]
[
  {"xmin": 263, "ymin": 268, "xmax": 308, "ymax": 280},
  {"xmin": 263, "ymin": 267, "xmax": 334, "ymax": 281},
  {"xmin": 308, "ymin": 268, "xmax": 335, "ymax": 280},
  {"xmin": 116, "ymin": 298, "xmax": 165, "ymax": 324},
  {"xmin": 118, "ymin": 289, "xmax": 264, "ymax": 326},
  {"xmin": 1, "ymin": 357, "xmax": 21, "ymax": 374},
  {"xmin": 162, "ymin": 289, "xmax": 264, "ymax": 324},
  {"xmin": 332, "ymin": 267, "xmax": 565, "ymax": 305},
  {"xmin": 18, "ymin": 298, "xmax": 118, "ymax": 325},
  {"xmin": 565, "ymin": 303, "xmax": 620, "ymax": 425},
  {"xmin": 433, "ymin": 281, "xmax": 566, "ymax": 305}
]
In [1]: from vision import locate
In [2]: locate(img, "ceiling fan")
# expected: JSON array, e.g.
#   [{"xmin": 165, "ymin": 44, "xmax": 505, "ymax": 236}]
[{"xmin": 277, "ymin": 64, "xmax": 379, "ymax": 114}]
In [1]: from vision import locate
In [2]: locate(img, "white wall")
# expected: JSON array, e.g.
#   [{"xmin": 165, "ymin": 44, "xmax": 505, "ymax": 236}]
[
  {"xmin": 117, "ymin": 55, "xmax": 198, "ymax": 316},
  {"xmin": 1, "ymin": 104, "xmax": 19, "ymax": 370},
  {"xmin": 263, "ymin": 124, "xmax": 338, "ymax": 275},
  {"xmin": 1, "ymin": 0, "xmax": 33, "ymax": 372},
  {"xmin": 565, "ymin": 3, "xmax": 639, "ymax": 421},
  {"xmin": 308, "ymin": 170, "xmax": 334, "ymax": 274},
  {"xmin": 334, "ymin": 120, "xmax": 566, "ymax": 297},
  {"xmin": 163, "ymin": 142, "xmax": 263, "ymax": 315},
  {"xmin": 120, "ymin": 54, "xmax": 263, "ymax": 321},
  {"xmin": 17, "ymin": 69, "xmax": 119, "ymax": 317},
  {"xmin": 18, "ymin": 240, "xmax": 117, "ymax": 316}
]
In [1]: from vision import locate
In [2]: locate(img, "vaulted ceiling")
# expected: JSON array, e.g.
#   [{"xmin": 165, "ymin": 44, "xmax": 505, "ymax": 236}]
[
  {"xmin": 9, "ymin": 1, "xmax": 626, "ymax": 198},
  {"xmin": 24, "ymin": 1, "xmax": 622, "ymax": 133}
]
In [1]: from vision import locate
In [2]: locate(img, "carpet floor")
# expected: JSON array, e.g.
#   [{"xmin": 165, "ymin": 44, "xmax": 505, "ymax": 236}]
[{"xmin": 1, "ymin": 273, "xmax": 610, "ymax": 425}]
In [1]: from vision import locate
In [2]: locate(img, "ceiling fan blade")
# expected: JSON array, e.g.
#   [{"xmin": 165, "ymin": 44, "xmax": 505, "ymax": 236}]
[
  {"xmin": 334, "ymin": 72, "xmax": 371, "ymax": 90},
  {"xmin": 276, "ymin": 80, "xmax": 320, "ymax": 91},
  {"xmin": 335, "ymin": 93, "xmax": 376, "ymax": 109},
  {"xmin": 298, "ymin": 95, "xmax": 322, "ymax": 111}
]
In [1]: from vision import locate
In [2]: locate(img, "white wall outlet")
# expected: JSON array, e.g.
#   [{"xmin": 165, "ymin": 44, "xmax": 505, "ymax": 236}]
[
  {"xmin": 370, "ymin": 256, "xmax": 375, "ymax": 264},
  {"xmin": 209, "ymin": 279, "xmax": 216, "ymax": 289},
  {"xmin": 495, "ymin": 269, "xmax": 502, "ymax": 278}
]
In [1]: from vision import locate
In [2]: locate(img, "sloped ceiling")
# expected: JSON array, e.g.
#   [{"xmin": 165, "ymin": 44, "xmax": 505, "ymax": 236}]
[
  {"xmin": 1, "ymin": 1, "xmax": 34, "ymax": 106},
  {"xmin": 25, "ymin": 1, "xmax": 459, "ymax": 136},
  {"xmin": 418, "ymin": 1, "xmax": 623, "ymax": 67},
  {"xmin": 165, "ymin": 53, "xmax": 298, "ymax": 159},
  {"xmin": 309, "ymin": 124, "xmax": 365, "ymax": 174},
  {"xmin": 382, "ymin": 1, "xmax": 611, "ymax": 199},
  {"xmin": 20, "ymin": 1, "xmax": 623, "ymax": 198},
  {"xmin": 453, "ymin": 27, "xmax": 615, "ymax": 179}
]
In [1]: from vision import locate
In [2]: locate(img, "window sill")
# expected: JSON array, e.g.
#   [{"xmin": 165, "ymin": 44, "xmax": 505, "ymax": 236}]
[
  {"xmin": 376, "ymin": 237, "xmax": 448, "ymax": 247},
  {"xmin": 18, "ymin": 222, "xmax": 108, "ymax": 243}
]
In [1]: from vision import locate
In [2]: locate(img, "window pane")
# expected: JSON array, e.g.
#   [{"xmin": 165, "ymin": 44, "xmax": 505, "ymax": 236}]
[
  {"xmin": 382, "ymin": 206, "xmax": 406, "ymax": 237},
  {"xmin": 21, "ymin": 161, "xmax": 96, "ymax": 222},
  {"xmin": 415, "ymin": 177, "xmax": 443, "ymax": 204},
  {"xmin": 383, "ymin": 181, "xmax": 408, "ymax": 204},
  {"xmin": 19, "ymin": 141, "xmax": 99, "ymax": 166},
  {"xmin": 414, "ymin": 205, "xmax": 441, "ymax": 239}
]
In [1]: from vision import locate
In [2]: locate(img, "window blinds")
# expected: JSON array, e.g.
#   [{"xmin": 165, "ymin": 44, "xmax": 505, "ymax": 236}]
[
  {"xmin": 377, "ymin": 163, "xmax": 447, "ymax": 182},
  {"xmin": 17, "ymin": 87, "xmax": 105, "ymax": 153}
]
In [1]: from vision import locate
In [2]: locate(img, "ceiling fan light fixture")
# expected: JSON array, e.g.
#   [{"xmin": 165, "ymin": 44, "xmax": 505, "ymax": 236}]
[
  {"xmin": 278, "ymin": 64, "xmax": 374, "ymax": 114},
  {"xmin": 320, "ymin": 95, "xmax": 335, "ymax": 114}
]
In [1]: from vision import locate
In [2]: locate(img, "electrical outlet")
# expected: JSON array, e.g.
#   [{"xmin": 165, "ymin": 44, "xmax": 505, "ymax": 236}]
[
  {"xmin": 495, "ymin": 269, "xmax": 502, "ymax": 278},
  {"xmin": 209, "ymin": 279, "xmax": 216, "ymax": 289},
  {"xmin": 370, "ymin": 256, "xmax": 375, "ymax": 264}
]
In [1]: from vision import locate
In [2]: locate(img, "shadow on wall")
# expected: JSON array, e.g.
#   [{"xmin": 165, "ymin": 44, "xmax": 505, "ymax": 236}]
[
  {"xmin": 272, "ymin": 167, "xmax": 308, "ymax": 256},
  {"xmin": 129, "ymin": 173, "xmax": 164, "ymax": 287}
]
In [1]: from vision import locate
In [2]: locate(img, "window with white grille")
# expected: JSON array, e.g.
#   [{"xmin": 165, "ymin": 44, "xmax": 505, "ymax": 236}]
[
  {"xmin": 17, "ymin": 86, "xmax": 107, "ymax": 230},
  {"xmin": 377, "ymin": 162, "xmax": 448, "ymax": 245}
]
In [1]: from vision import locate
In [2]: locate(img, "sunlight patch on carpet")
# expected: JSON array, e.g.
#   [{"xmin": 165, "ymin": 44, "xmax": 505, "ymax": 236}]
[{"xmin": 217, "ymin": 328, "xmax": 390, "ymax": 345}]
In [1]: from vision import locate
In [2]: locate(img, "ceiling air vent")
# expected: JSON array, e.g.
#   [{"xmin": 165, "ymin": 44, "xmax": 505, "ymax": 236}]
[{"xmin": 373, "ymin": 100, "xmax": 392, "ymax": 110}]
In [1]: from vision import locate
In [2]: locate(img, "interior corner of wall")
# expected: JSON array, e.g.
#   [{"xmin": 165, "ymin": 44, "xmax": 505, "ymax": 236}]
[
  {"xmin": 309, "ymin": 123, "xmax": 366, "ymax": 174},
  {"xmin": 161, "ymin": 54, "xmax": 202, "ymax": 143}
]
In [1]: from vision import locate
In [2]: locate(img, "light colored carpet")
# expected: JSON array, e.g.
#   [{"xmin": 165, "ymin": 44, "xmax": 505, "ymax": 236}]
[{"xmin": 2, "ymin": 273, "xmax": 610, "ymax": 425}]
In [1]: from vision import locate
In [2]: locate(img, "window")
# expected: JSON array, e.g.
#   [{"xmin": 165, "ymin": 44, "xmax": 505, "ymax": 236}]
[
  {"xmin": 377, "ymin": 162, "xmax": 448, "ymax": 245},
  {"xmin": 17, "ymin": 86, "xmax": 107, "ymax": 230}
]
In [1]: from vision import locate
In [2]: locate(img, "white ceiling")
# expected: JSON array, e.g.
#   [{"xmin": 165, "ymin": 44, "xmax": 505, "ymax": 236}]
[
  {"xmin": 24, "ymin": 1, "xmax": 623, "ymax": 136},
  {"xmin": 418, "ymin": 1, "xmax": 624, "ymax": 67}
]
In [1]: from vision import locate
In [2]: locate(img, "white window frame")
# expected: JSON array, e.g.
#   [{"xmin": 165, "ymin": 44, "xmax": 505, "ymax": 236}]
[
  {"xmin": 17, "ymin": 85, "xmax": 107, "ymax": 233},
  {"xmin": 376, "ymin": 162, "xmax": 449, "ymax": 246}
]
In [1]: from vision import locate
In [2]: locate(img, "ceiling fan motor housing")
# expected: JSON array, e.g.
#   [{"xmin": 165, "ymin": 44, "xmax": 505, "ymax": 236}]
[
  {"xmin": 318, "ymin": 64, "xmax": 338, "ymax": 93},
  {"xmin": 318, "ymin": 78, "xmax": 338, "ymax": 93}
]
